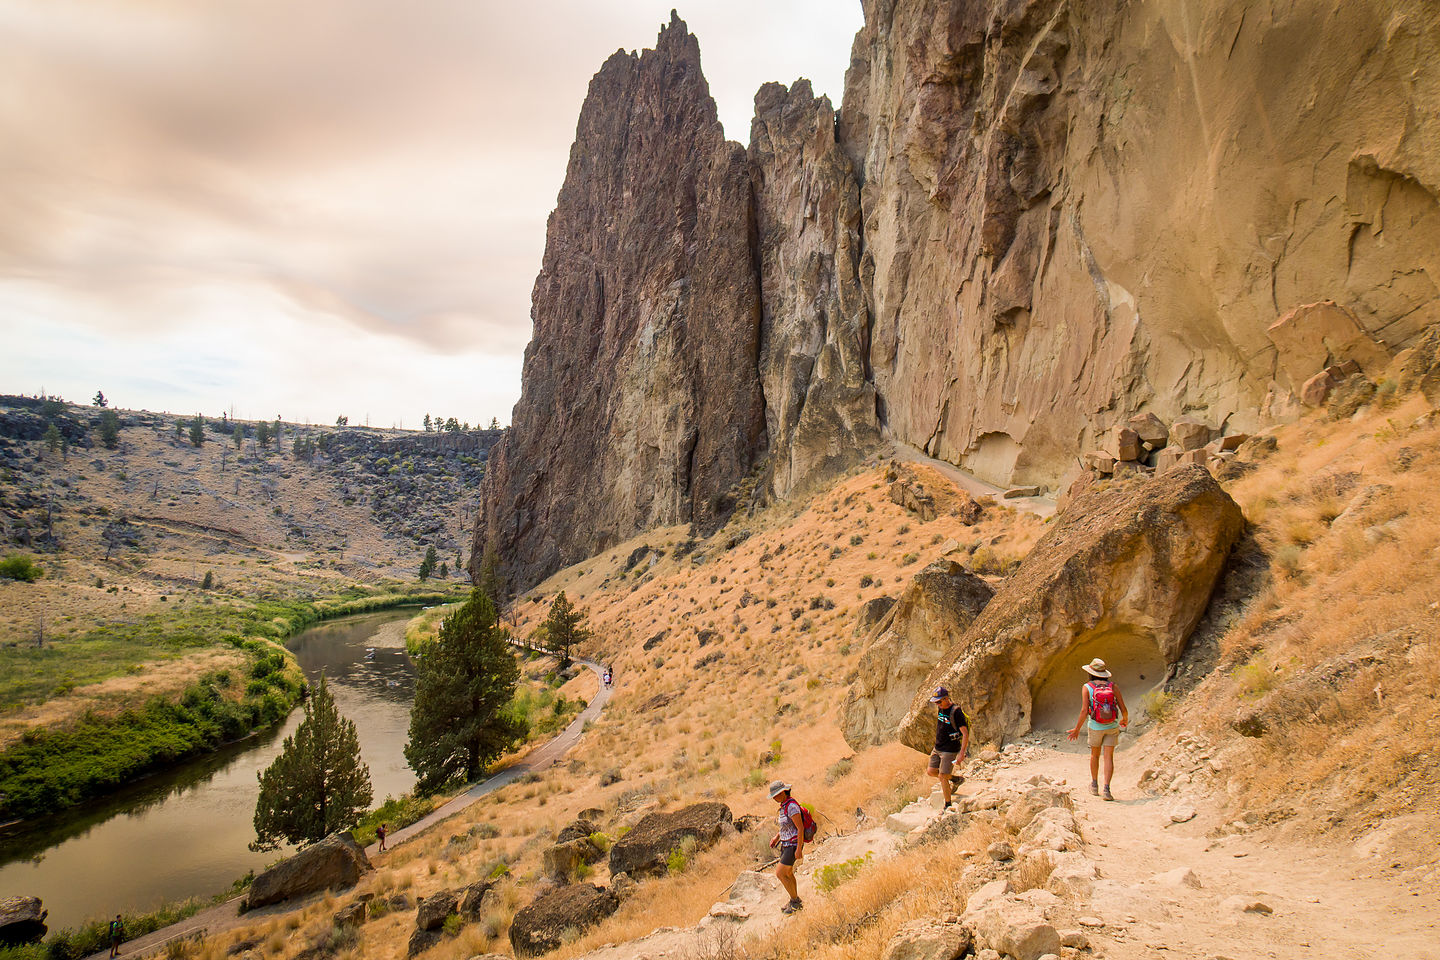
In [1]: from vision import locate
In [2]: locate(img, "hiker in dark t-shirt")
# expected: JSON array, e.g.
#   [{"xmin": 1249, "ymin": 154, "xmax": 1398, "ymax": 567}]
[{"xmin": 926, "ymin": 686, "xmax": 969, "ymax": 810}]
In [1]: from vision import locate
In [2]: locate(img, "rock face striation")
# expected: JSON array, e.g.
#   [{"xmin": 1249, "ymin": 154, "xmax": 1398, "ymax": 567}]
[{"xmin": 475, "ymin": 4, "xmax": 1440, "ymax": 592}]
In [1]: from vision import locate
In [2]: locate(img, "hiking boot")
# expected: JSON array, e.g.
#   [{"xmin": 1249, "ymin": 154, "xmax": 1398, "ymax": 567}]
[
  {"xmin": 1103, "ymin": 786, "xmax": 1114, "ymax": 801},
  {"xmin": 1090, "ymin": 781, "xmax": 1099, "ymax": 796},
  {"xmin": 781, "ymin": 899, "xmax": 803, "ymax": 915}
]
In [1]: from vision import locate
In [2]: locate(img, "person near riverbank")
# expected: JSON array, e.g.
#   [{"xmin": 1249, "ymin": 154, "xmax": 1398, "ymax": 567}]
[
  {"xmin": 926, "ymin": 687, "xmax": 969, "ymax": 810},
  {"xmin": 107, "ymin": 915, "xmax": 124, "ymax": 957},
  {"xmin": 377, "ymin": 822, "xmax": 388, "ymax": 851},
  {"xmin": 1067, "ymin": 658, "xmax": 1129, "ymax": 800},
  {"xmin": 767, "ymin": 780, "xmax": 806, "ymax": 914}
]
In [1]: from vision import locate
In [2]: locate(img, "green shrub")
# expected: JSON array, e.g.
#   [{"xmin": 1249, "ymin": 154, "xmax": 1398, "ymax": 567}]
[
  {"xmin": 0, "ymin": 555, "xmax": 42, "ymax": 583},
  {"xmin": 815, "ymin": 853, "xmax": 871, "ymax": 893},
  {"xmin": 588, "ymin": 832, "xmax": 612, "ymax": 853}
]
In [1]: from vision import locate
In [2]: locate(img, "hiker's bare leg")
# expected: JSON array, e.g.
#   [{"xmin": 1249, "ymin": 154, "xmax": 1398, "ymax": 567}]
[
  {"xmin": 776, "ymin": 862, "xmax": 798, "ymax": 901},
  {"xmin": 1102, "ymin": 744, "xmax": 1116, "ymax": 787},
  {"xmin": 1089, "ymin": 746, "xmax": 1101, "ymax": 783}
]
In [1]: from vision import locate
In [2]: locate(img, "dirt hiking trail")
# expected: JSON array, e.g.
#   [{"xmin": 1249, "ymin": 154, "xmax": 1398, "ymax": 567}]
[{"xmin": 577, "ymin": 730, "xmax": 1439, "ymax": 960}]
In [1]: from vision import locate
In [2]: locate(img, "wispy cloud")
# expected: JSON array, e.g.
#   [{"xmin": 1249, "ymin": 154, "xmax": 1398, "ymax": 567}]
[{"xmin": 0, "ymin": 0, "xmax": 862, "ymax": 425}]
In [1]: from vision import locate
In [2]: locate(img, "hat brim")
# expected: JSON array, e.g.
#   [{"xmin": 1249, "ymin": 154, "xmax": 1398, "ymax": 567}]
[
  {"xmin": 1081, "ymin": 665, "xmax": 1112, "ymax": 678},
  {"xmin": 928, "ymin": 695, "xmax": 946, "ymax": 702}
]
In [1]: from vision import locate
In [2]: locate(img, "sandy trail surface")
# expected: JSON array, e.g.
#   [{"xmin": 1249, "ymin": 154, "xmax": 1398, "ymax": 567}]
[{"xmin": 577, "ymin": 730, "xmax": 1440, "ymax": 960}]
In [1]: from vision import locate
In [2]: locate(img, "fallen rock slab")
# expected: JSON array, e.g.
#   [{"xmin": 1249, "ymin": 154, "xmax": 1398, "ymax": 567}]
[
  {"xmin": 510, "ymin": 884, "xmax": 619, "ymax": 957},
  {"xmin": 415, "ymin": 890, "xmax": 458, "ymax": 932},
  {"xmin": 0, "ymin": 897, "xmax": 47, "ymax": 947},
  {"xmin": 842, "ymin": 560, "xmax": 993, "ymax": 748},
  {"xmin": 608, "ymin": 802, "xmax": 733, "ymax": 878},
  {"xmin": 881, "ymin": 918, "xmax": 972, "ymax": 960},
  {"xmin": 890, "ymin": 465, "xmax": 1243, "ymax": 747},
  {"xmin": 246, "ymin": 832, "xmax": 372, "ymax": 909}
]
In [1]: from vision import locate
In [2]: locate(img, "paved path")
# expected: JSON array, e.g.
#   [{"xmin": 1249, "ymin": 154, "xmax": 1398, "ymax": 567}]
[
  {"xmin": 97, "ymin": 660, "xmax": 612, "ymax": 959},
  {"xmin": 890, "ymin": 439, "xmax": 1056, "ymax": 518}
]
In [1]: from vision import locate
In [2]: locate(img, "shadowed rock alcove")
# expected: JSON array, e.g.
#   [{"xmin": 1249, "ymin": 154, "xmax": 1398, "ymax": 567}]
[{"xmin": 1030, "ymin": 629, "xmax": 1166, "ymax": 733}]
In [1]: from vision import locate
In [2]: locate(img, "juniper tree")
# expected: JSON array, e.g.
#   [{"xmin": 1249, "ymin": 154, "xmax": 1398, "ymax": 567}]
[
  {"xmin": 232, "ymin": 423, "xmax": 244, "ymax": 449},
  {"xmin": 418, "ymin": 545, "xmax": 437, "ymax": 581},
  {"xmin": 92, "ymin": 390, "xmax": 107, "ymax": 408},
  {"xmin": 252, "ymin": 673, "xmax": 372, "ymax": 849},
  {"xmin": 405, "ymin": 589, "xmax": 525, "ymax": 793},
  {"xmin": 188, "ymin": 415, "xmax": 205, "ymax": 447},
  {"xmin": 43, "ymin": 423, "xmax": 61, "ymax": 455},
  {"xmin": 540, "ymin": 590, "xmax": 589, "ymax": 667}
]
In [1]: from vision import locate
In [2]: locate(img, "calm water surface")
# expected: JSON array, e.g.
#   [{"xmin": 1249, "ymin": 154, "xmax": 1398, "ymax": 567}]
[{"xmin": 0, "ymin": 608, "xmax": 420, "ymax": 931}]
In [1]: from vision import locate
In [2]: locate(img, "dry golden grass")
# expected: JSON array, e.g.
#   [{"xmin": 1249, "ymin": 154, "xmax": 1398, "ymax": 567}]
[{"xmin": 1179, "ymin": 395, "xmax": 1440, "ymax": 838}]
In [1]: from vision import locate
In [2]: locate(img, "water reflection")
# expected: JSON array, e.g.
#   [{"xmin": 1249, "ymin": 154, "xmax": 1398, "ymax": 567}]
[{"xmin": 0, "ymin": 608, "xmax": 420, "ymax": 931}]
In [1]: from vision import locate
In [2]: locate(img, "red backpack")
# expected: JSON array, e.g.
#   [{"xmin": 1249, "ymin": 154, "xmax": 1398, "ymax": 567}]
[
  {"xmin": 786, "ymin": 798, "xmax": 819, "ymax": 842},
  {"xmin": 1088, "ymin": 681, "xmax": 1118, "ymax": 724}
]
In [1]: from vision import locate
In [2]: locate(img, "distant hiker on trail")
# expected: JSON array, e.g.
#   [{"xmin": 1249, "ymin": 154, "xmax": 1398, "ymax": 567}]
[
  {"xmin": 767, "ymin": 780, "xmax": 810, "ymax": 915},
  {"xmin": 1067, "ymin": 658, "xmax": 1129, "ymax": 801},
  {"xmin": 108, "ymin": 914, "xmax": 124, "ymax": 957},
  {"xmin": 602, "ymin": 668, "xmax": 612, "ymax": 689},
  {"xmin": 926, "ymin": 686, "xmax": 969, "ymax": 810},
  {"xmin": 377, "ymin": 822, "xmax": 387, "ymax": 852}
]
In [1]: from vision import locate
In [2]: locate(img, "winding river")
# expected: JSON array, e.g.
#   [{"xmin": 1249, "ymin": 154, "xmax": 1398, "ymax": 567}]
[{"xmin": 0, "ymin": 608, "xmax": 421, "ymax": 932}]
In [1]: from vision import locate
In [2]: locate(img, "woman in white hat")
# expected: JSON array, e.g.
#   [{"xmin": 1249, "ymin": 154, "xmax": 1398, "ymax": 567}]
[{"xmin": 1066, "ymin": 658, "xmax": 1128, "ymax": 800}]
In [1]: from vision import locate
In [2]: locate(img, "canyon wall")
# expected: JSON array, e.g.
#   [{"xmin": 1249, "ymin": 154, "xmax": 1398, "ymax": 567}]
[{"xmin": 475, "ymin": 2, "xmax": 1440, "ymax": 591}]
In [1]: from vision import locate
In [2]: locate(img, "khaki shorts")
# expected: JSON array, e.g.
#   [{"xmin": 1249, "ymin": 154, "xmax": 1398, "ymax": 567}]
[
  {"xmin": 1088, "ymin": 727, "xmax": 1120, "ymax": 748},
  {"xmin": 928, "ymin": 749, "xmax": 959, "ymax": 776}
]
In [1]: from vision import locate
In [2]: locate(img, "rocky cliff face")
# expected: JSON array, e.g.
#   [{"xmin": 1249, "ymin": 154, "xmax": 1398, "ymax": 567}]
[
  {"xmin": 476, "ymin": 3, "xmax": 1440, "ymax": 591},
  {"xmin": 473, "ymin": 14, "xmax": 767, "ymax": 584},
  {"xmin": 840, "ymin": 0, "xmax": 1440, "ymax": 486}
]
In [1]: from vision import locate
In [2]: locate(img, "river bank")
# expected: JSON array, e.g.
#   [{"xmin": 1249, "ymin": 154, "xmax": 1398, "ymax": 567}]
[
  {"xmin": 0, "ymin": 589, "xmax": 463, "ymax": 823},
  {"xmin": 0, "ymin": 608, "xmax": 425, "ymax": 934}
]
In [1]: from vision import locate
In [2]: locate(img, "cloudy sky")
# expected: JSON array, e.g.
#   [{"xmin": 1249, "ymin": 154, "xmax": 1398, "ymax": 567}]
[{"xmin": 0, "ymin": 0, "xmax": 862, "ymax": 428}]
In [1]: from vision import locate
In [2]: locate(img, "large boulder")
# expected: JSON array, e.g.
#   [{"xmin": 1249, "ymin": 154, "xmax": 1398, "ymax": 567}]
[
  {"xmin": 607, "ymin": 802, "xmax": 733, "ymax": 878},
  {"xmin": 543, "ymin": 837, "xmax": 604, "ymax": 880},
  {"xmin": 0, "ymin": 897, "xmax": 46, "ymax": 947},
  {"xmin": 415, "ymin": 890, "xmax": 459, "ymax": 932},
  {"xmin": 880, "ymin": 918, "xmax": 971, "ymax": 960},
  {"xmin": 842, "ymin": 561, "xmax": 995, "ymax": 748},
  {"xmin": 245, "ymin": 832, "xmax": 372, "ymax": 909},
  {"xmin": 556, "ymin": 818, "xmax": 599, "ymax": 843},
  {"xmin": 884, "ymin": 466, "xmax": 1242, "ymax": 748},
  {"xmin": 509, "ymin": 884, "xmax": 618, "ymax": 957}
]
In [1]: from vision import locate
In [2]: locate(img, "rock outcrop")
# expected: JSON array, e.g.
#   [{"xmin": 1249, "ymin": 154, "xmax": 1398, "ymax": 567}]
[
  {"xmin": 750, "ymin": 79, "xmax": 880, "ymax": 501},
  {"xmin": 881, "ymin": 466, "xmax": 1243, "ymax": 748},
  {"xmin": 245, "ymin": 832, "xmax": 372, "ymax": 910},
  {"xmin": 475, "ymin": 3, "xmax": 1440, "ymax": 592},
  {"xmin": 0, "ymin": 897, "xmax": 46, "ymax": 947},
  {"xmin": 608, "ymin": 801, "xmax": 733, "ymax": 878},
  {"xmin": 472, "ymin": 14, "xmax": 767, "ymax": 590},
  {"xmin": 509, "ymin": 884, "xmax": 619, "ymax": 958},
  {"xmin": 843, "ymin": 560, "xmax": 994, "ymax": 748}
]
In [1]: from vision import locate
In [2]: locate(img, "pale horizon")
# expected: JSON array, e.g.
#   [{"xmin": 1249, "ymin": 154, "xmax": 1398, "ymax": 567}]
[{"xmin": 0, "ymin": 1, "xmax": 864, "ymax": 430}]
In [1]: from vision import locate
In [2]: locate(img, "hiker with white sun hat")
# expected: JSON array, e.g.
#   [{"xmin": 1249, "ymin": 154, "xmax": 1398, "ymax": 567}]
[{"xmin": 1066, "ymin": 657, "xmax": 1129, "ymax": 801}]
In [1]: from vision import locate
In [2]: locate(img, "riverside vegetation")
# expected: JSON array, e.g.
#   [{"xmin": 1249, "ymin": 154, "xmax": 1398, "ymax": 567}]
[{"xmin": 0, "ymin": 394, "xmax": 486, "ymax": 819}]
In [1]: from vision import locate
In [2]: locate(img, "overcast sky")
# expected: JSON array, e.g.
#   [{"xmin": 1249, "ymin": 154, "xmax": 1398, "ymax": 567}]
[{"xmin": 0, "ymin": 0, "xmax": 863, "ymax": 428}]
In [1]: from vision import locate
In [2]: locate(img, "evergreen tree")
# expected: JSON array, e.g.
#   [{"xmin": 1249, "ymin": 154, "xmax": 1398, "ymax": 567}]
[
  {"xmin": 232, "ymin": 423, "xmax": 244, "ymax": 449},
  {"xmin": 477, "ymin": 543, "xmax": 506, "ymax": 607},
  {"xmin": 539, "ymin": 591, "xmax": 589, "ymax": 667},
  {"xmin": 256, "ymin": 421, "xmax": 271, "ymax": 449},
  {"xmin": 252, "ymin": 673, "xmax": 372, "ymax": 850},
  {"xmin": 92, "ymin": 390, "xmax": 107, "ymax": 408},
  {"xmin": 438, "ymin": 562, "xmax": 448, "ymax": 579},
  {"xmin": 99, "ymin": 410, "xmax": 121, "ymax": 450},
  {"xmin": 188, "ymin": 415, "xmax": 205, "ymax": 447},
  {"xmin": 335, "ymin": 415, "xmax": 348, "ymax": 427},
  {"xmin": 405, "ymin": 590, "xmax": 525, "ymax": 793},
  {"xmin": 489, "ymin": 417, "xmax": 500, "ymax": 430},
  {"xmin": 423, "ymin": 414, "xmax": 432, "ymax": 432},
  {"xmin": 43, "ymin": 423, "xmax": 61, "ymax": 455},
  {"xmin": 418, "ymin": 545, "xmax": 437, "ymax": 581}
]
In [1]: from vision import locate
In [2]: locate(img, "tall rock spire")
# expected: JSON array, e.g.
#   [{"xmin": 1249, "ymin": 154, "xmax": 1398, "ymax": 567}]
[{"xmin": 472, "ymin": 14, "xmax": 766, "ymax": 590}]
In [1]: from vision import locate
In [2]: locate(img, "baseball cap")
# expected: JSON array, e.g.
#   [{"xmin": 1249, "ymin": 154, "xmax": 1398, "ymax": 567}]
[{"xmin": 928, "ymin": 686, "xmax": 950, "ymax": 703}]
